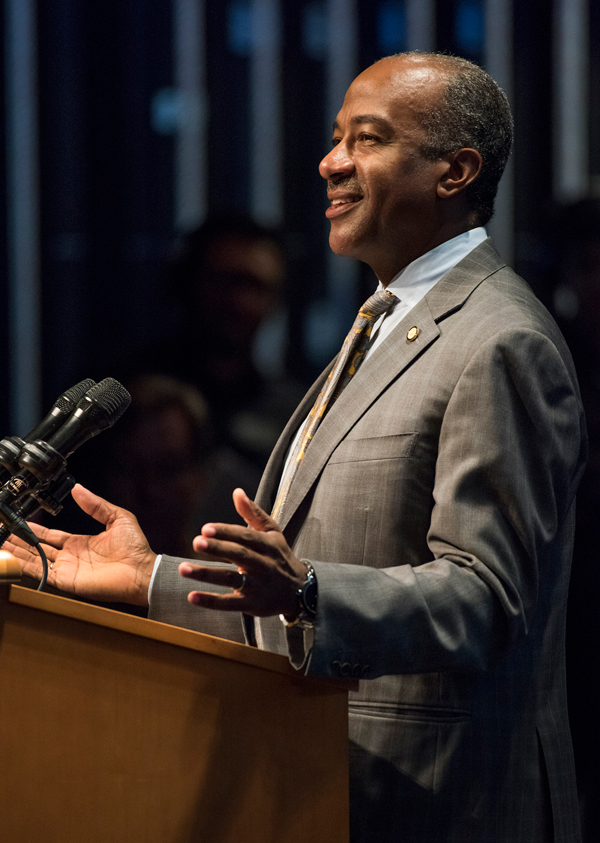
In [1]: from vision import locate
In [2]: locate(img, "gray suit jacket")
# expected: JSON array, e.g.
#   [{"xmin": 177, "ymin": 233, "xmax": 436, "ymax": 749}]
[{"xmin": 150, "ymin": 240, "xmax": 586, "ymax": 842}]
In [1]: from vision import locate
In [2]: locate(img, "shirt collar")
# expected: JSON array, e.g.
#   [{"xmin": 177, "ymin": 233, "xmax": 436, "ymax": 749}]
[{"xmin": 378, "ymin": 227, "xmax": 488, "ymax": 308}]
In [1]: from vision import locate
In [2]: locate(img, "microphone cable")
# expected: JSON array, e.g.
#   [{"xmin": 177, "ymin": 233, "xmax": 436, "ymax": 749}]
[{"xmin": 36, "ymin": 541, "xmax": 50, "ymax": 592}]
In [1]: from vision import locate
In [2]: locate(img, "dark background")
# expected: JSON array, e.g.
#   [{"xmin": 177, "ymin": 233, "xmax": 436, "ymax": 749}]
[{"xmin": 4, "ymin": 0, "xmax": 598, "ymax": 425}]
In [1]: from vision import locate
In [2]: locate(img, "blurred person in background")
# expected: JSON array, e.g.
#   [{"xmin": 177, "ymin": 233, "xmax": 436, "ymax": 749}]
[
  {"xmin": 103, "ymin": 374, "xmax": 261, "ymax": 560},
  {"xmin": 122, "ymin": 212, "xmax": 306, "ymax": 470}
]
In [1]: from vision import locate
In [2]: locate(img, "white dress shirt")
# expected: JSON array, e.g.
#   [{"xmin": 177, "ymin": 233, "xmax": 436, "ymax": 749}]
[{"xmin": 365, "ymin": 226, "xmax": 489, "ymax": 360}]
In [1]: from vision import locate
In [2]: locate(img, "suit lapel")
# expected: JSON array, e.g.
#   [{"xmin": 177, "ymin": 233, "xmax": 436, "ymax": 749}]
[
  {"xmin": 255, "ymin": 364, "xmax": 334, "ymax": 511},
  {"xmin": 274, "ymin": 298, "xmax": 440, "ymax": 530},
  {"xmin": 425, "ymin": 237, "xmax": 505, "ymax": 320},
  {"xmin": 261, "ymin": 238, "xmax": 506, "ymax": 529}
]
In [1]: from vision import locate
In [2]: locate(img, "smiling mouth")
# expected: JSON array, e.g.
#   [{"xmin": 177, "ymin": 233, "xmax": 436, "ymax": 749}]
[{"xmin": 326, "ymin": 196, "xmax": 363, "ymax": 218}]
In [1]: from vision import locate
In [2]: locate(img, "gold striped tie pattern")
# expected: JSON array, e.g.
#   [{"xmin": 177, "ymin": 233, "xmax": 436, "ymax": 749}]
[{"xmin": 271, "ymin": 288, "xmax": 397, "ymax": 523}]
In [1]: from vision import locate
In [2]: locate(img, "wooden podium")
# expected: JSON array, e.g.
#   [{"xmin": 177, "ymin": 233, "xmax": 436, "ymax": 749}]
[{"xmin": 0, "ymin": 573, "xmax": 351, "ymax": 843}]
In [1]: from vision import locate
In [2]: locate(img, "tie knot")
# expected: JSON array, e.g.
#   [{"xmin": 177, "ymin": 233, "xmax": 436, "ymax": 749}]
[{"xmin": 357, "ymin": 289, "xmax": 397, "ymax": 324}]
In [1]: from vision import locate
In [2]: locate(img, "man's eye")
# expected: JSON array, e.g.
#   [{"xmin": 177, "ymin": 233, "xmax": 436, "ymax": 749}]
[
  {"xmin": 359, "ymin": 133, "xmax": 378, "ymax": 142},
  {"xmin": 331, "ymin": 137, "xmax": 341, "ymax": 147}
]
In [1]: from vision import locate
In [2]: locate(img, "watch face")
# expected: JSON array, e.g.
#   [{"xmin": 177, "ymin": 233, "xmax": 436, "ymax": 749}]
[{"xmin": 302, "ymin": 579, "xmax": 318, "ymax": 614}]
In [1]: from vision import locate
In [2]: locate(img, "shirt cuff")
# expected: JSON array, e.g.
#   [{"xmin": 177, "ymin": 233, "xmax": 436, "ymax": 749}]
[
  {"xmin": 147, "ymin": 553, "xmax": 162, "ymax": 602},
  {"xmin": 279, "ymin": 618, "xmax": 315, "ymax": 671}
]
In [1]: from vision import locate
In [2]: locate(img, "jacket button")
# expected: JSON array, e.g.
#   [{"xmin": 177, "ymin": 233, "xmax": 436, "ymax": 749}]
[
  {"xmin": 360, "ymin": 665, "xmax": 371, "ymax": 677},
  {"xmin": 351, "ymin": 664, "xmax": 362, "ymax": 678},
  {"xmin": 331, "ymin": 660, "xmax": 341, "ymax": 673},
  {"xmin": 340, "ymin": 662, "xmax": 352, "ymax": 677}
]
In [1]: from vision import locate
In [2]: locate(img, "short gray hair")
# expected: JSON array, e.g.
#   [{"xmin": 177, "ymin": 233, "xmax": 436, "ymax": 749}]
[{"xmin": 387, "ymin": 53, "xmax": 514, "ymax": 226}]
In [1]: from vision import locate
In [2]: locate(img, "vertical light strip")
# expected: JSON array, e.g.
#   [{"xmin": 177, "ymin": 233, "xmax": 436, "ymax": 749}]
[
  {"xmin": 485, "ymin": 0, "xmax": 514, "ymax": 262},
  {"xmin": 174, "ymin": 0, "xmax": 206, "ymax": 230},
  {"xmin": 326, "ymin": 0, "xmax": 358, "ymax": 321},
  {"xmin": 5, "ymin": 0, "xmax": 41, "ymax": 433},
  {"xmin": 406, "ymin": 0, "xmax": 436, "ymax": 51},
  {"xmin": 553, "ymin": 0, "xmax": 589, "ymax": 201},
  {"xmin": 251, "ymin": 0, "xmax": 283, "ymax": 225}
]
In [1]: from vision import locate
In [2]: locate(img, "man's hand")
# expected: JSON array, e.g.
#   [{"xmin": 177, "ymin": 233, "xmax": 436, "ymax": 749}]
[
  {"xmin": 180, "ymin": 488, "xmax": 308, "ymax": 618},
  {"xmin": 4, "ymin": 484, "xmax": 156, "ymax": 606}
]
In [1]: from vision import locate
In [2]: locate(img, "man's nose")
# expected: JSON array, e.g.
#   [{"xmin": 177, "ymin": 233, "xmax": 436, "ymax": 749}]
[{"xmin": 319, "ymin": 144, "xmax": 354, "ymax": 180}]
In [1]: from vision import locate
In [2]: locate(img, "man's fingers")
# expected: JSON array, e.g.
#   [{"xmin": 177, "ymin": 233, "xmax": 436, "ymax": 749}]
[
  {"xmin": 186, "ymin": 590, "xmax": 248, "ymax": 612},
  {"xmin": 189, "ymin": 531, "xmax": 262, "ymax": 567},
  {"xmin": 192, "ymin": 528, "xmax": 280, "ymax": 566},
  {"xmin": 3, "ymin": 537, "xmax": 37, "ymax": 562},
  {"xmin": 232, "ymin": 488, "xmax": 280, "ymax": 533},
  {"xmin": 71, "ymin": 483, "xmax": 121, "ymax": 526},
  {"xmin": 3, "ymin": 535, "xmax": 56, "ymax": 581},
  {"xmin": 180, "ymin": 563, "xmax": 251, "ymax": 612},
  {"xmin": 192, "ymin": 489, "xmax": 283, "ymax": 561},
  {"xmin": 5, "ymin": 522, "xmax": 68, "ymax": 551}
]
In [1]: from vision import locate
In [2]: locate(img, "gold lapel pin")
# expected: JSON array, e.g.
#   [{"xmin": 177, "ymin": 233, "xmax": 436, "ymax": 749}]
[{"xmin": 406, "ymin": 326, "xmax": 419, "ymax": 342}]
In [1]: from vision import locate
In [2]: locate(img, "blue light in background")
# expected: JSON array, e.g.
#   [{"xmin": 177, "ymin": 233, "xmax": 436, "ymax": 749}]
[
  {"xmin": 378, "ymin": 1, "xmax": 407, "ymax": 55},
  {"xmin": 455, "ymin": 0, "xmax": 484, "ymax": 56},
  {"xmin": 303, "ymin": 2, "xmax": 328, "ymax": 61},
  {"xmin": 228, "ymin": 0, "xmax": 253, "ymax": 57}
]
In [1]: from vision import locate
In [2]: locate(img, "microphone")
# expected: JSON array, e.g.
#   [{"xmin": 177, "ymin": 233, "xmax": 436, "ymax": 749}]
[
  {"xmin": 0, "ymin": 378, "xmax": 131, "ymax": 540},
  {"xmin": 0, "ymin": 379, "xmax": 96, "ymax": 482},
  {"xmin": 0, "ymin": 379, "xmax": 96, "ymax": 548},
  {"xmin": 24, "ymin": 378, "xmax": 97, "ymax": 443},
  {"xmin": 43, "ymin": 377, "xmax": 131, "ymax": 460}
]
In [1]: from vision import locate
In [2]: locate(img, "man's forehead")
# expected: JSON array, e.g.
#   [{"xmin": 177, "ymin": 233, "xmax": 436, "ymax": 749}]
[
  {"xmin": 362, "ymin": 56, "xmax": 442, "ymax": 84},
  {"xmin": 345, "ymin": 58, "xmax": 445, "ymax": 110}
]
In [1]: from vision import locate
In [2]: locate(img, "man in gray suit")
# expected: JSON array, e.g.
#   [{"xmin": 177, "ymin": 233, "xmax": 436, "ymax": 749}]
[{"xmin": 11, "ymin": 54, "xmax": 585, "ymax": 842}]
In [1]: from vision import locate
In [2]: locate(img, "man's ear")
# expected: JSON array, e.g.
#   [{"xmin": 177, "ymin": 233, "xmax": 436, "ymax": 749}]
[{"xmin": 437, "ymin": 148, "xmax": 482, "ymax": 199}]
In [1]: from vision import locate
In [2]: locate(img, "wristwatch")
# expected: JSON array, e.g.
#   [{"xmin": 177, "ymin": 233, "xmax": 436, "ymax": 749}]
[{"xmin": 279, "ymin": 561, "xmax": 318, "ymax": 629}]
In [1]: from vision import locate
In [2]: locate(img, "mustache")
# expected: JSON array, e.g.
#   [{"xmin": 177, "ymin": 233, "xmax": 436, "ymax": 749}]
[{"xmin": 327, "ymin": 178, "xmax": 363, "ymax": 195}]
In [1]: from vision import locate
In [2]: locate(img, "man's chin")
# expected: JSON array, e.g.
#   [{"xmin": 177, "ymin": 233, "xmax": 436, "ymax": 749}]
[{"xmin": 328, "ymin": 228, "xmax": 365, "ymax": 261}]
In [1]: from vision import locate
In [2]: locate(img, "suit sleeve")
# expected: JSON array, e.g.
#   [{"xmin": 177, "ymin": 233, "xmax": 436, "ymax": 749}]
[
  {"xmin": 298, "ymin": 328, "xmax": 586, "ymax": 678},
  {"xmin": 148, "ymin": 555, "xmax": 247, "ymax": 643}
]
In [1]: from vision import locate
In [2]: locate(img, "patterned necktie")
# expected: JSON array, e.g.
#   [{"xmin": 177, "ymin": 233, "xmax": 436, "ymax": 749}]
[{"xmin": 271, "ymin": 288, "xmax": 397, "ymax": 522}]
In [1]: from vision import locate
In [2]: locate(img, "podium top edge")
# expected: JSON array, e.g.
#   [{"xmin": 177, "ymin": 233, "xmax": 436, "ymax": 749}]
[{"xmin": 8, "ymin": 585, "xmax": 357, "ymax": 692}]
